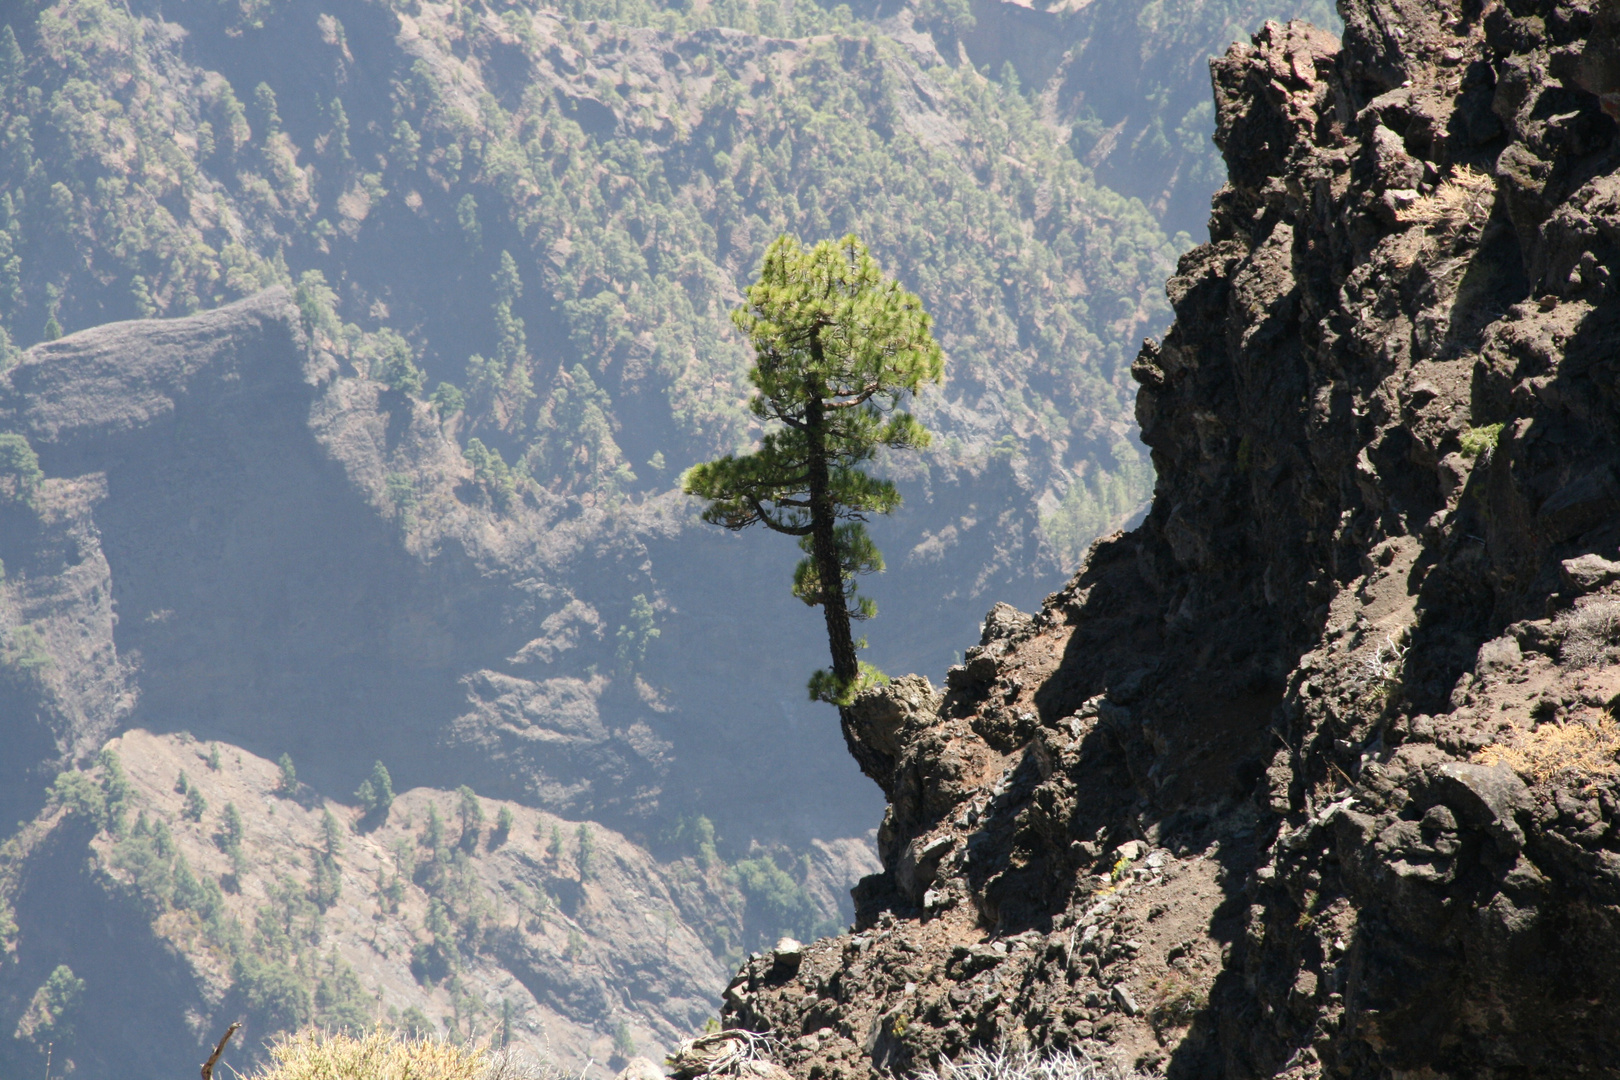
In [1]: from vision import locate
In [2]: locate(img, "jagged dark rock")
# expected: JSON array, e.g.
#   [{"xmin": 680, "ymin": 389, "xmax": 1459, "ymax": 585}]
[{"xmin": 721, "ymin": 1, "xmax": 1620, "ymax": 1076}]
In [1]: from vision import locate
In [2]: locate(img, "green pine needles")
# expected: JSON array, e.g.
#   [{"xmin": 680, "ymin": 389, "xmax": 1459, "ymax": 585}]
[{"xmin": 684, "ymin": 234, "xmax": 943, "ymax": 705}]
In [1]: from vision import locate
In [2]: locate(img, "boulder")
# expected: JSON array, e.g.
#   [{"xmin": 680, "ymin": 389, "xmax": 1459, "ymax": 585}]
[
  {"xmin": 1476, "ymin": 636, "xmax": 1523, "ymax": 674},
  {"xmin": 1433, "ymin": 761, "xmax": 1532, "ymax": 856},
  {"xmin": 616, "ymin": 1058, "xmax": 667, "ymax": 1080},
  {"xmin": 1561, "ymin": 553, "xmax": 1620, "ymax": 593}
]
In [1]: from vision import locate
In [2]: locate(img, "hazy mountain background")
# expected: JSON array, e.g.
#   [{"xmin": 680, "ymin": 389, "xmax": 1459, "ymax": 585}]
[{"xmin": 0, "ymin": 0, "xmax": 1334, "ymax": 1073}]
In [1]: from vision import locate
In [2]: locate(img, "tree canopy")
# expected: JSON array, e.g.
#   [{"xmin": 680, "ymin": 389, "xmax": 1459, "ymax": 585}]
[{"xmin": 684, "ymin": 234, "xmax": 943, "ymax": 703}]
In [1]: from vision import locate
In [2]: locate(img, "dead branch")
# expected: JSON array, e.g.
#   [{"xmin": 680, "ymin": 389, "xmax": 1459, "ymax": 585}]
[{"xmin": 201, "ymin": 1022, "xmax": 241, "ymax": 1080}]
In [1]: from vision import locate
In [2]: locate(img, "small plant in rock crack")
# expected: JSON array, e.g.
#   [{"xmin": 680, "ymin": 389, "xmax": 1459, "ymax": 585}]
[
  {"xmin": 1457, "ymin": 422, "xmax": 1504, "ymax": 459},
  {"xmin": 1397, "ymin": 165, "xmax": 1494, "ymax": 231},
  {"xmin": 1296, "ymin": 889, "xmax": 1321, "ymax": 929},
  {"xmin": 1145, "ymin": 973, "xmax": 1207, "ymax": 1036},
  {"xmin": 667, "ymin": 1029, "xmax": 784, "ymax": 1078},
  {"xmin": 1357, "ymin": 632, "xmax": 1409, "ymax": 698}
]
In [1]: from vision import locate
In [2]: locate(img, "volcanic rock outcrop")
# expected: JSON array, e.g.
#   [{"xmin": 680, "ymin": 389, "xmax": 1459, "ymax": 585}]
[{"xmin": 722, "ymin": 1, "xmax": 1620, "ymax": 1076}]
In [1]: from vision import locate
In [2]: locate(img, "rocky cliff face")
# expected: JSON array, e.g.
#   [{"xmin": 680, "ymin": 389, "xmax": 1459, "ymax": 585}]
[{"xmin": 723, "ymin": 1, "xmax": 1620, "ymax": 1076}]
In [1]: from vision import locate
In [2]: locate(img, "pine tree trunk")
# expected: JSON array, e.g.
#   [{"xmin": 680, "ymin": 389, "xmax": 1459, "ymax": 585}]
[{"xmin": 805, "ymin": 340, "xmax": 859, "ymax": 691}]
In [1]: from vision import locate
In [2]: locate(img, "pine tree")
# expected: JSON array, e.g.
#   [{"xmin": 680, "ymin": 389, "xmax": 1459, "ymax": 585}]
[
  {"xmin": 614, "ymin": 594, "xmax": 660, "ymax": 680},
  {"xmin": 576, "ymin": 823, "xmax": 594, "ymax": 880},
  {"xmin": 253, "ymin": 82, "xmax": 281, "ymax": 137},
  {"xmin": 423, "ymin": 803, "xmax": 445, "ymax": 853},
  {"xmin": 0, "ymin": 26, "xmax": 24, "ymax": 98},
  {"xmin": 0, "ymin": 433, "xmax": 42, "ymax": 506},
  {"xmin": 276, "ymin": 753, "xmax": 297, "ymax": 795},
  {"xmin": 491, "ymin": 251, "xmax": 534, "ymax": 429},
  {"xmin": 183, "ymin": 784, "xmax": 207, "ymax": 822},
  {"xmin": 355, "ymin": 760, "xmax": 394, "ymax": 823},
  {"xmin": 455, "ymin": 785, "xmax": 483, "ymax": 850},
  {"xmin": 312, "ymin": 809, "xmax": 344, "ymax": 909},
  {"xmin": 218, "ymin": 802, "xmax": 244, "ymax": 853},
  {"xmin": 683, "ymin": 234, "xmax": 942, "ymax": 704}
]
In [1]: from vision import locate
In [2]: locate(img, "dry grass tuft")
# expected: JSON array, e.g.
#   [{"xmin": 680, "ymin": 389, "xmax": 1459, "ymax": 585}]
[
  {"xmin": 668, "ymin": 1030, "xmax": 783, "ymax": 1079},
  {"xmin": 1556, "ymin": 601, "xmax": 1620, "ymax": 668},
  {"xmin": 1144, "ymin": 973, "xmax": 1207, "ymax": 1036},
  {"xmin": 1475, "ymin": 717, "xmax": 1620, "ymax": 787},
  {"xmin": 1397, "ymin": 165, "xmax": 1494, "ymax": 228},
  {"xmin": 915, "ymin": 1044, "xmax": 1147, "ymax": 1080},
  {"xmin": 245, "ymin": 1029, "xmax": 563, "ymax": 1080}
]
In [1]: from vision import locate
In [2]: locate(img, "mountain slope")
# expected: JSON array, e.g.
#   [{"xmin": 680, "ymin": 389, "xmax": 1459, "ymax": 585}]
[
  {"xmin": 0, "ymin": 281, "xmax": 887, "ymax": 1078},
  {"xmin": 0, "ymin": 730, "xmax": 736, "ymax": 1078},
  {"xmin": 957, "ymin": 0, "xmax": 1340, "ymax": 238},
  {"xmin": 0, "ymin": 0, "xmax": 1187, "ymax": 850}
]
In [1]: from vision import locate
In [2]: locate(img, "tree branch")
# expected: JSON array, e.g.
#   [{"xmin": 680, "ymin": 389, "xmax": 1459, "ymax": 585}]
[
  {"xmin": 753, "ymin": 497, "xmax": 813, "ymax": 535},
  {"xmin": 201, "ymin": 1022, "xmax": 240, "ymax": 1080},
  {"xmin": 824, "ymin": 384, "xmax": 882, "ymax": 409}
]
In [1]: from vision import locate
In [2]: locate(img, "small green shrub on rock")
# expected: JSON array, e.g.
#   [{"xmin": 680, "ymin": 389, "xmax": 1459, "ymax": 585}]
[{"xmin": 1458, "ymin": 423, "xmax": 1504, "ymax": 458}]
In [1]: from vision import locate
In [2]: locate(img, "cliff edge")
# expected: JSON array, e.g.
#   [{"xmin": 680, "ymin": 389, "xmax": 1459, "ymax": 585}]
[{"xmin": 727, "ymin": 0, "xmax": 1620, "ymax": 1076}]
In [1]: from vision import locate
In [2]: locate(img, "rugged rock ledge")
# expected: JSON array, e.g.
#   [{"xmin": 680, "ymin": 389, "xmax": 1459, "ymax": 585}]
[{"xmin": 724, "ymin": 1, "xmax": 1620, "ymax": 1076}]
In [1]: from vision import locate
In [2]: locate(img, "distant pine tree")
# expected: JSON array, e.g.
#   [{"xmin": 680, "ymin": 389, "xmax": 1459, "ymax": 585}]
[{"xmin": 276, "ymin": 753, "xmax": 297, "ymax": 795}]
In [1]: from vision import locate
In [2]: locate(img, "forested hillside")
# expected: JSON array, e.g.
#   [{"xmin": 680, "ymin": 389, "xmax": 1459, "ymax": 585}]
[
  {"xmin": 961, "ymin": 0, "xmax": 1337, "ymax": 237},
  {"xmin": 0, "ymin": 0, "xmax": 1195, "ymax": 849},
  {"xmin": 0, "ymin": 0, "xmax": 1336, "ymax": 1072},
  {"xmin": 0, "ymin": 0, "xmax": 1170, "ymax": 568}
]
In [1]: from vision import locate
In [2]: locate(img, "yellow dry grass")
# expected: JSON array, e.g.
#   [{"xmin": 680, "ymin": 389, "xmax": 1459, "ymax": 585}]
[
  {"xmin": 1397, "ymin": 165, "xmax": 1494, "ymax": 228},
  {"xmin": 245, "ymin": 1029, "xmax": 549, "ymax": 1080},
  {"xmin": 1475, "ymin": 716, "xmax": 1620, "ymax": 787}
]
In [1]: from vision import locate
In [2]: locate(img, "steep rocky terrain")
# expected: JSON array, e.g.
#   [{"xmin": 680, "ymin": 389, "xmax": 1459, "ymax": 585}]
[
  {"xmin": 724, "ymin": 1, "xmax": 1620, "ymax": 1076},
  {"xmin": 0, "ymin": 287, "xmax": 664, "ymax": 830}
]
